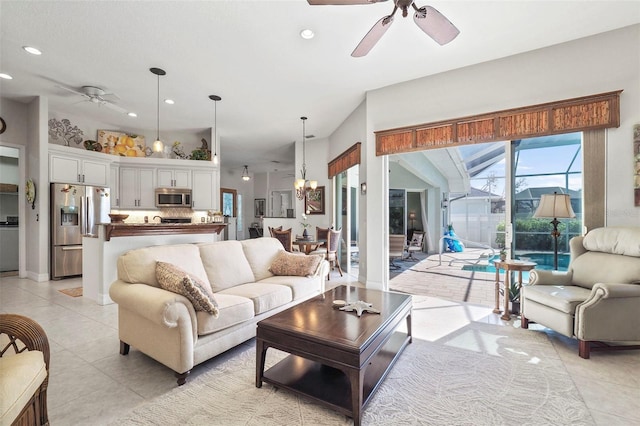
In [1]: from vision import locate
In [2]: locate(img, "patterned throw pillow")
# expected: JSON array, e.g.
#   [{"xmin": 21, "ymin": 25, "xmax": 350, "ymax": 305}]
[
  {"xmin": 156, "ymin": 261, "xmax": 219, "ymax": 317},
  {"xmin": 269, "ymin": 251, "xmax": 323, "ymax": 277}
]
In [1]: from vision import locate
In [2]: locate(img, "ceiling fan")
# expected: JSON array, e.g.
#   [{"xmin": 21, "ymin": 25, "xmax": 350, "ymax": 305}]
[
  {"xmin": 308, "ymin": 0, "xmax": 460, "ymax": 57},
  {"xmin": 56, "ymin": 85, "xmax": 128, "ymax": 114}
]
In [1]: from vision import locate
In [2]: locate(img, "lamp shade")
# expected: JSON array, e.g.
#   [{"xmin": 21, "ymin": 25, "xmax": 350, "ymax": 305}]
[{"xmin": 533, "ymin": 193, "xmax": 576, "ymax": 219}]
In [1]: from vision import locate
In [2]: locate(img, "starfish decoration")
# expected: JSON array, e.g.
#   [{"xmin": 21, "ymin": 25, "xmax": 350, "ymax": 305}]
[{"xmin": 339, "ymin": 300, "xmax": 380, "ymax": 317}]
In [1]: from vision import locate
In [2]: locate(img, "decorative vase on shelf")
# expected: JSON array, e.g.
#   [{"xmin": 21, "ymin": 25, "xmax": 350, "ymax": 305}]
[{"xmin": 303, "ymin": 228, "xmax": 309, "ymax": 238}]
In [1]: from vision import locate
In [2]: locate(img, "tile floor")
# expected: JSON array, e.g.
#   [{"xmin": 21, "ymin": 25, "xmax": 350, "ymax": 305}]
[{"xmin": 1, "ymin": 269, "xmax": 639, "ymax": 425}]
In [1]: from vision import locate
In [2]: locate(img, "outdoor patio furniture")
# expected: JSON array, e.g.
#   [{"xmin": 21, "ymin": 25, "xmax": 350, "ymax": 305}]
[
  {"xmin": 389, "ymin": 234, "xmax": 406, "ymax": 270},
  {"xmin": 406, "ymin": 231, "xmax": 425, "ymax": 261}
]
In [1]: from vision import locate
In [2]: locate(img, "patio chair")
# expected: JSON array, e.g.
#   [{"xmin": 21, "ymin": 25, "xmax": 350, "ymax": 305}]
[
  {"xmin": 389, "ymin": 234, "xmax": 406, "ymax": 270},
  {"xmin": 406, "ymin": 231, "xmax": 425, "ymax": 261}
]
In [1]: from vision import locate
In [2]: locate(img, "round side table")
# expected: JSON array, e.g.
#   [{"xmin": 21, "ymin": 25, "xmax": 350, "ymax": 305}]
[{"xmin": 493, "ymin": 260, "xmax": 537, "ymax": 321}]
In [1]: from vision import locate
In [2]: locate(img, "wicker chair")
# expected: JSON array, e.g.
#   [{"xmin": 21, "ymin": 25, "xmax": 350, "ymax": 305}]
[{"xmin": 0, "ymin": 314, "xmax": 50, "ymax": 426}]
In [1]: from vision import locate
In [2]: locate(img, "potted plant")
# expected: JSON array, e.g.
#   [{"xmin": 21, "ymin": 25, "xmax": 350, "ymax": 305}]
[
  {"xmin": 509, "ymin": 280, "xmax": 521, "ymax": 314},
  {"xmin": 499, "ymin": 247, "xmax": 508, "ymax": 261},
  {"xmin": 300, "ymin": 213, "xmax": 311, "ymax": 239}
]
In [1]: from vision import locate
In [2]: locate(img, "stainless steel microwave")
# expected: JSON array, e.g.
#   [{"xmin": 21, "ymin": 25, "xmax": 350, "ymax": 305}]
[{"xmin": 155, "ymin": 188, "xmax": 192, "ymax": 207}]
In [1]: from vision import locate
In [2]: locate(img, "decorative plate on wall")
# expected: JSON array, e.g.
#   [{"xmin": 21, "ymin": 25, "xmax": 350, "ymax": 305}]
[{"xmin": 26, "ymin": 178, "xmax": 36, "ymax": 209}]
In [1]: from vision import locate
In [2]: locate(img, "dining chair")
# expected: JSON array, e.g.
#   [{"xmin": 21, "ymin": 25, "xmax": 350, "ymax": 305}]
[
  {"xmin": 389, "ymin": 234, "xmax": 406, "ymax": 270},
  {"xmin": 272, "ymin": 228, "xmax": 293, "ymax": 252},
  {"xmin": 311, "ymin": 228, "xmax": 344, "ymax": 280},
  {"xmin": 268, "ymin": 226, "xmax": 282, "ymax": 237},
  {"xmin": 314, "ymin": 226, "xmax": 331, "ymax": 254}
]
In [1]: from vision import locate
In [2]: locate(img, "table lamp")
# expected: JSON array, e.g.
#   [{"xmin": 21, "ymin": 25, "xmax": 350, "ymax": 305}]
[{"xmin": 533, "ymin": 191, "xmax": 576, "ymax": 270}]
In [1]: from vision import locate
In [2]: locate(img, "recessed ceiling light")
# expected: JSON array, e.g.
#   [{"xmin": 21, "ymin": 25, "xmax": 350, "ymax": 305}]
[
  {"xmin": 164, "ymin": 99, "xmax": 175, "ymax": 105},
  {"xmin": 0, "ymin": 73, "xmax": 13, "ymax": 80},
  {"xmin": 300, "ymin": 29, "xmax": 315, "ymax": 40},
  {"xmin": 23, "ymin": 46, "xmax": 42, "ymax": 55},
  {"xmin": 128, "ymin": 112, "xmax": 137, "ymax": 117}
]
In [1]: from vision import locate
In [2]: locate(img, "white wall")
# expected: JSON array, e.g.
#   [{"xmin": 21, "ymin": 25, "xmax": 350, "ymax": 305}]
[{"xmin": 330, "ymin": 24, "xmax": 640, "ymax": 289}]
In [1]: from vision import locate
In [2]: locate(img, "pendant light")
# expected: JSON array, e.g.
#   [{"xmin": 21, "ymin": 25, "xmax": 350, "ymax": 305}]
[
  {"xmin": 150, "ymin": 67, "xmax": 166, "ymax": 155},
  {"xmin": 209, "ymin": 95, "xmax": 221, "ymax": 165},
  {"xmin": 294, "ymin": 116, "xmax": 317, "ymax": 200},
  {"xmin": 242, "ymin": 165, "xmax": 250, "ymax": 181}
]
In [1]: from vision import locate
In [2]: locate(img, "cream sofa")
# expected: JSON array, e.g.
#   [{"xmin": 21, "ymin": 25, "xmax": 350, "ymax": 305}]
[
  {"xmin": 109, "ymin": 237, "xmax": 328, "ymax": 385},
  {"xmin": 521, "ymin": 227, "xmax": 640, "ymax": 358}
]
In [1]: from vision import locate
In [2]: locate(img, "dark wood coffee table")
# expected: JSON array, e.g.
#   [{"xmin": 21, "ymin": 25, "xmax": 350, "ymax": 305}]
[{"xmin": 256, "ymin": 285, "xmax": 412, "ymax": 426}]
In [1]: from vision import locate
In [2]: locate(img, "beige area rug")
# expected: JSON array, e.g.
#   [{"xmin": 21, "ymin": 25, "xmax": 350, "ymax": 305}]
[
  {"xmin": 58, "ymin": 287, "xmax": 83, "ymax": 297},
  {"xmin": 114, "ymin": 321, "xmax": 593, "ymax": 425}
]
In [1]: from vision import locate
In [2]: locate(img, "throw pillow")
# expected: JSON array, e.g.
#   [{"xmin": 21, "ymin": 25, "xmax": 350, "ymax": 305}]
[
  {"xmin": 156, "ymin": 261, "xmax": 219, "ymax": 317},
  {"xmin": 269, "ymin": 251, "xmax": 323, "ymax": 277}
]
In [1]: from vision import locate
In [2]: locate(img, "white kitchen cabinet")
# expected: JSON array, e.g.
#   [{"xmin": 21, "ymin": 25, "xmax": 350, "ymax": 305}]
[
  {"xmin": 119, "ymin": 167, "xmax": 155, "ymax": 208},
  {"xmin": 50, "ymin": 153, "xmax": 109, "ymax": 186},
  {"xmin": 157, "ymin": 168, "xmax": 191, "ymax": 188},
  {"xmin": 109, "ymin": 165, "xmax": 119, "ymax": 208},
  {"xmin": 191, "ymin": 170, "xmax": 216, "ymax": 210}
]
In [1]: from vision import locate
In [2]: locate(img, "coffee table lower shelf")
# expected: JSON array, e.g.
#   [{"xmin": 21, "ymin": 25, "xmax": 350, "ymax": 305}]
[{"xmin": 261, "ymin": 331, "xmax": 410, "ymax": 420}]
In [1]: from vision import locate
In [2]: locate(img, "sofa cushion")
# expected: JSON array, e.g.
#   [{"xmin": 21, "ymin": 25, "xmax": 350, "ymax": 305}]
[
  {"xmin": 522, "ymin": 285, "xmax": 592, "ymax": 314},
  {"xmin": 218, "ymin": 283, "xmax": 292, "ymax": 315},
  {"xmin": 0, "ymin": 351, "xmax": 47, "ymax": 425},
  {"xmin": 196, "ymin": 293, "xmax": 255, "ymax": 336},
  {"xmin": 156, "ymin": 262, "xmax": 219, "ymax": 316},
  {"xmin": 118, "ymin": 244, "xmax": 210, "ymax": 289},
  {"xmin": 583, "ymin": 227, "xmax": 640, "ymax": 257},
  {"xmin": 258, "ymin": 275, "xmax": 321, "ymax": 300},
  {"xmin": 241, "ymin": 238, "xmax": 283, "ymax": 281},
  {"xmin": 198, "ymin": 241, "xmax": 256, "ymax": 292},
  {"xmin": 270, "ymin": 251, "xmax": 323, "ymax": 277}
]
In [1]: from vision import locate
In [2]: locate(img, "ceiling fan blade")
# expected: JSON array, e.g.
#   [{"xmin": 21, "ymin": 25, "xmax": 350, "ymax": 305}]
[
  {"xmin": 308, "ymin": 0, "xmax": 387, "ymax": 5},
  {"xmin": 351, "ymin": 15, "xmax": 394, "ymax": 57},
  {"xmin": 413, "ymin": 5, "xmax": 459, "ymax": 45},
  {"xmin": 55, "ymin": 84, "xmax": 89, "ymax": 97},
  {"xmin": 101, "ymin": 101, "xmax": 128, "ymax": 114}
]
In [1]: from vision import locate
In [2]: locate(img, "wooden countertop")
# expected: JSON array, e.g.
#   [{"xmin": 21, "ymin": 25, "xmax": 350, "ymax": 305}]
[{"xmin": 102, "ymin": 223, "xmax": 227, "ymax": 241}]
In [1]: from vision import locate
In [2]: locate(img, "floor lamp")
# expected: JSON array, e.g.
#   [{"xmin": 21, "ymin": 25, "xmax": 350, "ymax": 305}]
[{"xmin": 533, "ymin": 192, "xmax": 576, "ymax": 270}]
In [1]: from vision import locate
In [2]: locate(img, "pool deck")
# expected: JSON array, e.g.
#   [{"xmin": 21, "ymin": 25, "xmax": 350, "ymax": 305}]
[{"xmin": 390, "ymin": 248, "xmax": 508, "ymax": 308}]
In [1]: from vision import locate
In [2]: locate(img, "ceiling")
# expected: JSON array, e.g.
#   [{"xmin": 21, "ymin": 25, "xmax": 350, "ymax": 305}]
[{"xmin": 1, "ymin": 1, "xmax": 638, "ymax": 173}]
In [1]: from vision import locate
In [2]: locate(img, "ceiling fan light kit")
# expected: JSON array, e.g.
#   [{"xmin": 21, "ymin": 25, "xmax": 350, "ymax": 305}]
[{"xmin": 308, "ymin": 0, "xmax": 459, "ymax": 57}]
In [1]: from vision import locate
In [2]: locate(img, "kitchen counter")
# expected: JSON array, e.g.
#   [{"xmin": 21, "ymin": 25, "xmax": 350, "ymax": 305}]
[{"xmin": 103, "ymin": 222, "xmax": 226, "ymax": 241}]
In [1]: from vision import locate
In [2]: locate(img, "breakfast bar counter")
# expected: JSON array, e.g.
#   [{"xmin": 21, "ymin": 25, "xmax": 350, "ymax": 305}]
[
  {"xmin": 103, "ymin": 222, "xmax": 226, "ymax": 241},
  {"xmin": 83, "ymin": 223, "xmax": 227, "ymax": 305}
]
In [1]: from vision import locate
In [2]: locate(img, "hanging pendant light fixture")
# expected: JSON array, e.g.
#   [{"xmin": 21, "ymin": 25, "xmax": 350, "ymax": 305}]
[
  {"xmin": 242, "ymin": 165, "xmax": 251, "ymax": 181},
  {"xmin": 150, "ymin": 67, "xmax": 166, "ymax": 156},
  {"xmin": 295, "ymin": 116, "xmax": 317, "ymax": 200},
  {"xmin": 209, "ymin": 95, "xmax": 221, "ymax": 165}
]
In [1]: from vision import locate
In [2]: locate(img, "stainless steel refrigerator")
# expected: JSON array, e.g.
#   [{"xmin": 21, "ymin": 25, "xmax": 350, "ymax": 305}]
[{"xmin": 50, "ymin": 183, "xmax": 110, "ymax": 279}]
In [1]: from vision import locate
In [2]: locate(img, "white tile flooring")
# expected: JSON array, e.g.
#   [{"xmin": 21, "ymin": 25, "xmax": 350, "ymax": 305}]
[{"xmin": 1, "ymin": 272, "xmax": 639, "ymax": 425}]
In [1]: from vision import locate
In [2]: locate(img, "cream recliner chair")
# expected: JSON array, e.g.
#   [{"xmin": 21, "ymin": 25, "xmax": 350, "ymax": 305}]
[{"xmin": 521, "ymin": 227, "xmax": 640, "ymax": 358}]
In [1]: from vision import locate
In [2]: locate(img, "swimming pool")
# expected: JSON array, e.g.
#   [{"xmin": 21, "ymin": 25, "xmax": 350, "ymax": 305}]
[{"xmin": 461, "ymin": 252, "xmax": 569, "ymax": 274}]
